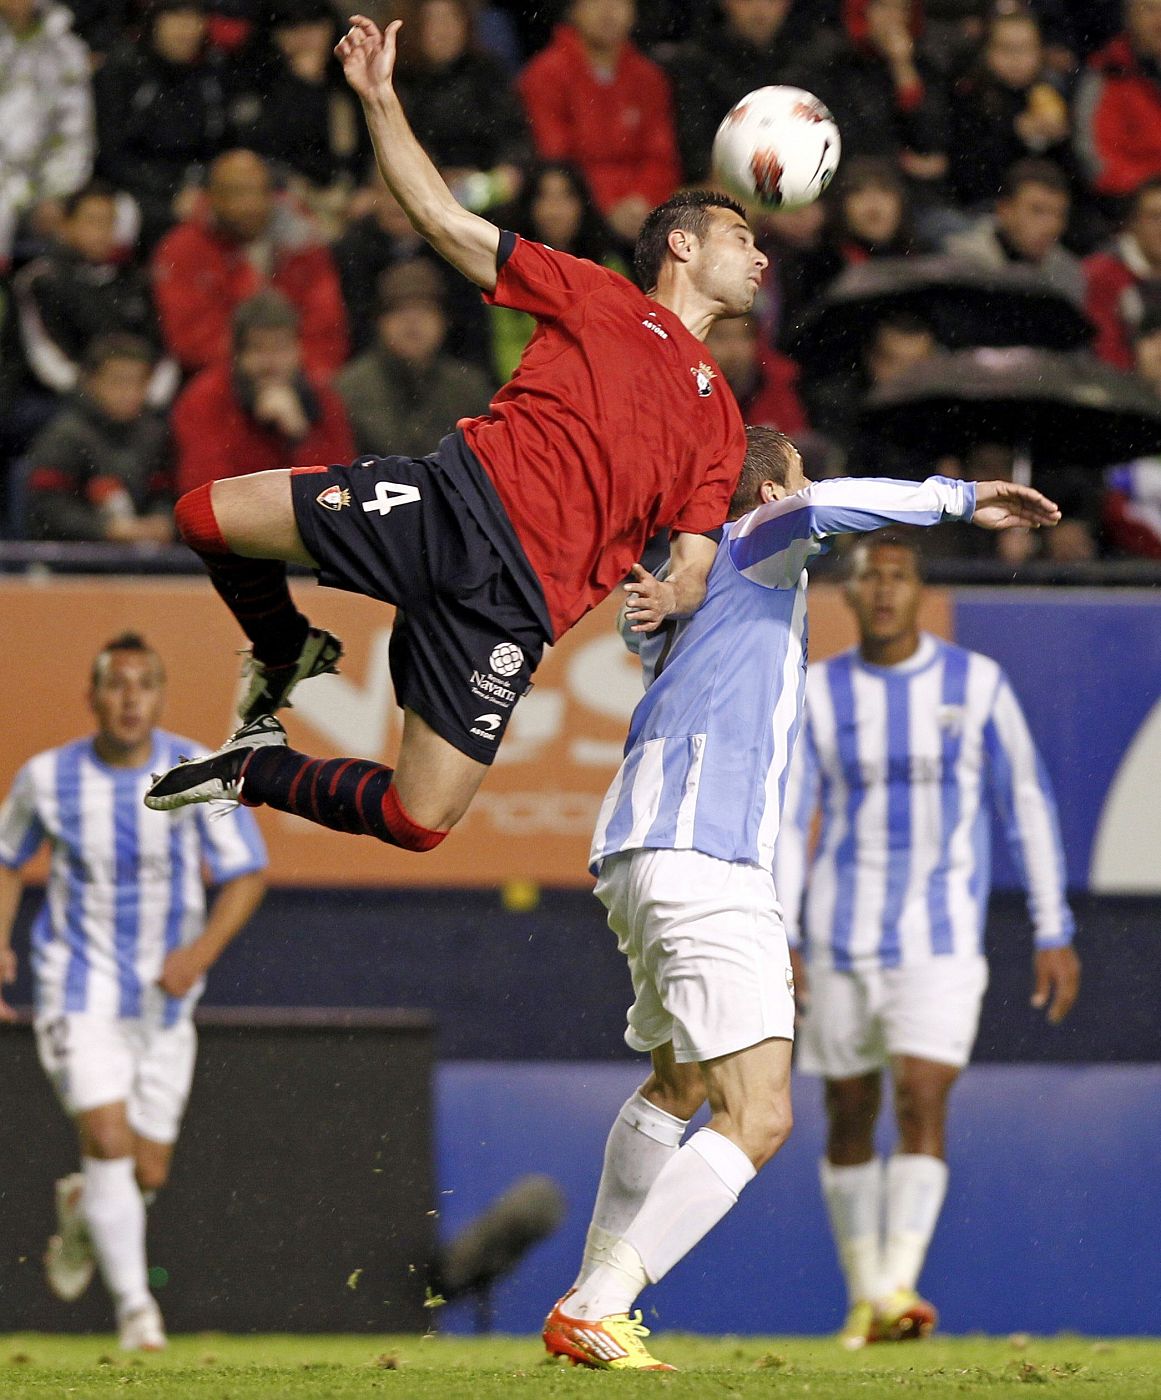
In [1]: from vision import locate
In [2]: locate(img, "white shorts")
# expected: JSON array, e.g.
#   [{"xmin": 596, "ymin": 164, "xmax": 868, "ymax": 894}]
[
  {"xmin": 595, "ymin": 847, "xmax": 796, "ymax": 1064},
  {"xmin": 797, "ymin": 956, "xmax": 989, "ymax": 1079},
  {"xmin": 35, "ymin": 1013, "xmax": 198, "ymax": 1144}
]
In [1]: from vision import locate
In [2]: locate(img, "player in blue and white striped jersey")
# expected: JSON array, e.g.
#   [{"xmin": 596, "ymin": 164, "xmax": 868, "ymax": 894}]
[
  {"xmin": 775, "ymin": 533, "xmax": 1080, "ymax": 1349},
  {"xmin": 544, "ymin": 430, "xmax": 1063, "ymax": 1371},
  {"xmin": 0, "ymin": 634, "xmax": 267, "ymax": 1351}
]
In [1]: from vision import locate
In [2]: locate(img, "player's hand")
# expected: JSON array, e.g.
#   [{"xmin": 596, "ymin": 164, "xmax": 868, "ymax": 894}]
[
  {"xmin": 158, "ymin": 944, "xmax": 208, "ymax": 1000},
  {"xmin": 1031, "ymin": 945, "xmax": 1080, "ymax": 1024},
  {"xmin": 623, "ymin": 563, "xmax": 677, "ymax": 633},
  {"xmin": 971, "ymin": 480, "xmax": 1061, "ymax": 531},
  {"xmin": 335, "ymin": 15, "xmax": 401, "ymax": 102},
  {"xmin": 0, "ymin": 945, "xmax": 18, "ymax": 1022}
]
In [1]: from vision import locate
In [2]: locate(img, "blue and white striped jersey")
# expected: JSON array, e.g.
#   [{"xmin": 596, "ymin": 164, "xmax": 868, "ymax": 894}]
[
  {"xmin": 0, "ymin": 730, "xmax": 267, "ymax": 1023},
  {"xmin": 591, "ymin": 475, "xmax": 976, "ymax": 874},
  {"xmin": 774, "ymin": 635, "xmax": 1075, "ymax": 970}
]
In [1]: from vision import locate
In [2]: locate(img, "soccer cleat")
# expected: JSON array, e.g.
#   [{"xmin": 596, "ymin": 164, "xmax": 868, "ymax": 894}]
[
  {"xmin": 874, "ymin": 1288, "xmax": 938, "ymax": 1342},
  {"xmin": 838, "ymin": 1299, "xmax": 877, "ymax": 1350},
  {"xmin": 44, "ymin": 1173, "xmax": 94, "ymax": 1302},
  {"xmin": 144, "ymin": 715, "xmax": 287, "ymax": 811},
  {"xmin": 542, "ymin": 1302, "xmax": 677, "ymax": 1372},
  {"xmin": 238, "ymin": 627, "xmax": 343, "ymax": 724},
  {"xmin": 118, "ymin": 1298, "xmax": 167, "ymax": 1352}
]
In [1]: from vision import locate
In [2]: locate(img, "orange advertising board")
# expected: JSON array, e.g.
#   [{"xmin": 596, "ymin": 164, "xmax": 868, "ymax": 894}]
[{"xmin": 0, "ymin": 576, "xmax": 950, "ymax": 886}]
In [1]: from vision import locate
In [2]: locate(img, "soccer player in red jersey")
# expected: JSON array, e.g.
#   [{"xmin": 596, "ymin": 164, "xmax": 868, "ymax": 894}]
[{"xmin": 146, "ymin": 15, "xmax": 765, "ymax": 855}]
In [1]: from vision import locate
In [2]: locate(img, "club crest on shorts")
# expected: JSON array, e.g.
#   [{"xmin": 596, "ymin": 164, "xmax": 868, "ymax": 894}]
[
  {"xmin": 786, "ymin": 966, "xmax": 796, "ymax": 997},
  {"xmin": 316, "ymin": 485, "xmax": 351, "ymax": 512},
  {"xmin": 489, "ymin": 643, "xmax": 524, "ymax": 678},
  {"xmin": 691, "ymin": 362, "xmax": 716, "ymax": 397}
]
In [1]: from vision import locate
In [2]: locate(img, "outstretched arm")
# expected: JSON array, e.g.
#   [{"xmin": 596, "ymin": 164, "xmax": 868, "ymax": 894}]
[{"xmin": 335, "ymin": 17, "xmax": 501, "ymax": 291}]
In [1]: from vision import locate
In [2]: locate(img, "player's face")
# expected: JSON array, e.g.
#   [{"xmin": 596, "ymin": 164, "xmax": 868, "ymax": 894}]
[
  {"xmin": 90, "ymin": 652, "xmax": 166, "ymax": 758},
  {"xmin": 696, "ymin": 209, "xmax": 768, "ymax": 317},
  {"xmin": 846, "ymin": 545, "xmax": 923, "ymax": 646}
]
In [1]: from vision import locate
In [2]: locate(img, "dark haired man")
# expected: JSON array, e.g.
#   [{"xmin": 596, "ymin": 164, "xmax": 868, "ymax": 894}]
[
  {"xmin": 544, "ymin": 434, "xmax": 1063, "ymax": 1370},
  {"xmin": 776, "ymin": 532, "xmax": 1079, "ymax": 1349},
  {"xmin": 146, "ymin": 14, "xmax": 765, "ymax": 859},
  {"xmin": 0, "ymin": 634, "xmax": 266, "ymax": 1350}
]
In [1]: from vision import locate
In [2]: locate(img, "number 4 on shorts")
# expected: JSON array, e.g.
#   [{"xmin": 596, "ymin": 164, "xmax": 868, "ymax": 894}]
[{"xmin": 362, "ymin": 481, "xmax": 421, "ymax": 516}]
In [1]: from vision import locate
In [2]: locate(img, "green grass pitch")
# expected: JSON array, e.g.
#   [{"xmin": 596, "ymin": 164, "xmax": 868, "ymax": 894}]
[{"xmin": 3, "ymin": 1334, "xmax": 1161, "ymax": 1399}]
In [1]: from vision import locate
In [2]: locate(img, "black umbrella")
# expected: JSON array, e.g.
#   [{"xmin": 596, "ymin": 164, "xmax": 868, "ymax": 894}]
[
  {"xmin": 860, "ymin": 347, "xmax": 1161, "ymax": 468},
  {"xmin": 788, "ymin": 255, "xmax": 1093, "ymax": 374}
]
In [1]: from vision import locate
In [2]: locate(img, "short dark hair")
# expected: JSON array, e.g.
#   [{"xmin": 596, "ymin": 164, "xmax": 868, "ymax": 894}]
[
  {"xmin": 728, "ymin": 427, "xmax": 799, "ymax": 518},
  {"xmin": 999, "ymin": 157, "xmax": 1070, "ymax": 202},
  {"xmin": 232, "ymin": 289, "xmax": 299, "ymax": 351},
  {"xmin": 81, "ymin": 332, "xmax": 156, "ymax": 376},
  {"xmin": 91, "ymin": 632, "xmax": 164, "ymax": 686},
  {"xmin": 847, "ymin": 528, "xmax": 925, "ymax": 579},
  {"xmin": 633, "ymin": 190, "xmax": 749, "ymax": 292}
]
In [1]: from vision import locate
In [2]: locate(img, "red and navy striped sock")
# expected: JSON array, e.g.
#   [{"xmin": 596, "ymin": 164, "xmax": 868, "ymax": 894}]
[
  {"xmin": 240, "ymin": 747, "xmax": 447, "ymax": 851},
  {"xmin": 175, "ymin": 484, "xmax": 309, "ymax": 667}
]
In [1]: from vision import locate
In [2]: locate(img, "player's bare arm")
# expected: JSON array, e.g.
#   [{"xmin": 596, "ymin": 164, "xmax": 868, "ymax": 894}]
[
  {"xmin": 0, "ymin": 863, "xmax": 22, "ymax": 1022},
  {"xmin": 971, "ymin": 481, "xmax": 1061, "ymax": 531},
  {"xmin": 158, "ymin": 869, "xmax": 267, "ymax": 999},
  {"xmin": 335, "ymin": 16, "xmax": 501, "ymax": 291},
  {"xmin": 1031, "ymin": 944, "xmax": 1081, "ymax": 1025},
  {"xmin": 624, "ymin": 533, "xmax": 719, "ymax": 633}
]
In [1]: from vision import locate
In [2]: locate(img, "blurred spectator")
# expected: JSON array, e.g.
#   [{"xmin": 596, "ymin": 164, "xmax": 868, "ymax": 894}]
[
  {"xmin": 945, "ymin": 157, "xmax": 1085, "ymax": 302},
  {"xmin": 172, "ymin": 290, "xmax": 352, "ymax": 494},
  {"xmin": 750, "ymin": 200, "xmax": 829, "ymax": 349},
  {"xmin": 227, "ymin": 0, "xmax": 368, "ymax": 234},
  {"xmin": 1074, "ymin": 0, "xmax": 1161, "ymax": 201},
  {"xmin": 152, "ymin": 149, "xmax": 348, "ymax": 380},
  {"xmin": 1103, "ymin": 309, "xmax": 1161, "ymax": 556},
  {"xmin": 14, "ymin": 181, "xmax": 178, "ymax": 407},
  {"xmin": 518, "ymin": 0, "xmax": 681, "ymax": 243},
  {"xmin": 1084, "ymin": 176, "xmax": 1161, "ymax": 368},
  {"xmin": 93, "ymin": 0, "xmax": 229, "ymax": 252},
  {"xmin": 395, "ymin": 0, "xmax": 528, "ymax": 213},
  {"xmin": 489, "ymin": 161, "xmax": 625, "ymax": 381},
  {"xmin": 704, "ymin": 314, "xmax": 809, "ymax": 435},
  {"xmin": 665, "ymin": 0, "xmax": 806, "ymax": 183},
  {"xmin": 335, "ymin": 259, "xmax": 492, "ymax": 458},
  {"xmin": 23, "ymin": 333, "xmax": 173, "ymax": 543},
  {"xmin": 948, "ymin": 6, "xmax": 1073, "ymax": 209},
  {"xmin": 0, "ymin": 0, "xmax": 93, "ymax": 270},
  {"xmin": 334, "ymin": 170, "xmax": 490, "ymax": 365},
  {"xmin": 798, "ymin": 0, "xmax": 949, "ymax": 190}
]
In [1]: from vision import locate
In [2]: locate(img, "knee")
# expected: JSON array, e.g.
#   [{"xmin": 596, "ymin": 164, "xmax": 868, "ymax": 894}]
[
  {"xmin": 643, "ymin": 1066, "xmax": 704, "ymax": 1122},
  {"xmin": 379, "ymin": 786, "xmax": 451, "ymax": 850},
  {"xmin": 894, "ymin": 1078, "xmax": 949, "ymax": 1136},
  {"xmin": 174, "ymin": 484, "xmax": 228, "ymax": 555},
  {"xmin": 81, "ymin": 1123, "xmax": 134, "ymax": 1161},
  {"xmin": 135, "ymin": 1161, "xmax": 170, "ymax": 1194},
  {"xmin": 737, "ymin": 1099, "xmax": 794, "ymax": 1171}
]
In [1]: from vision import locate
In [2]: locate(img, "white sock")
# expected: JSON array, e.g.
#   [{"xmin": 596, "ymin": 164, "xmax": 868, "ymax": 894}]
[
  {"xmin": 820, "ymin": 1157, "xmax": 884, "ymax": 1305},
  {"xmin": 882, "ymin": 1153, "xmax": 948, "ymax": 1295},
  {"xmin": 569, "ymin": 1128, "xmax": 755, "ymax": 1320},
  {"xmin": 573, "ymin": 1090, "xmax": 688, "ymax": 1288},
  {"xmin": 81, "ymin": 1157, "xmax": 150, "ymax": 1318}
]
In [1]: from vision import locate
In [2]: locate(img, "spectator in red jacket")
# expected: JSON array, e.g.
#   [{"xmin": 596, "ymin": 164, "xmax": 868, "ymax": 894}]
[
  {"xmin": 704, "ymin": 314, "xmax": 809, "ymax": 437},
  {"xmin": 1074, "ymin": 0, "xmax": 1161, "ymax": 200},
  {"xmin": 152, "ymin": 148, "xmax": 349, "ymax": 380},
  {"xmin": 517, "ymin": 0, "xmax": 681, "ymax": 244},
  {"xmin": 172, "ymin": 289, "xmax": 353, "ymax": 495},
  {"xmin": 1084, "ymin": 176, "xmax": 1161, "ymax": 368}
]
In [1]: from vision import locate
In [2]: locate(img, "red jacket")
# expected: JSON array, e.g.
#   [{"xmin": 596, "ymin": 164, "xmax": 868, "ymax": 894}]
[
  {"xmin": 152, "ymin": 205, "xmax": 349, "ymax": 380},
  {"xmin": 1076, "ymin": 36, "xmax": 1161, "ymax": 198},
  {"xmin": 173, "ymin": 362, "xmax": 354, "ymax": 495},
  {"xmin": 518, "ymin": 25, "xmax": 681, "ymax": 216},
  {"xmin": 1083, "ymin": 235, "xmax": 1161, "ymax": 369}
]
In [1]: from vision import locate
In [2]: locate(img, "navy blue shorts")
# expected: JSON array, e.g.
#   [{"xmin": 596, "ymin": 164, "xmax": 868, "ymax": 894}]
[{"xmin": 291, "ymin": 453, "xmax": 547, "ymax": 765}]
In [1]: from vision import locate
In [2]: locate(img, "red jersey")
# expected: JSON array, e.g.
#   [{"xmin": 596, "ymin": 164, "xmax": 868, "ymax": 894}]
[{"xmin": 462, "ymin": 237, "xmax": 746, "ymax": 638}]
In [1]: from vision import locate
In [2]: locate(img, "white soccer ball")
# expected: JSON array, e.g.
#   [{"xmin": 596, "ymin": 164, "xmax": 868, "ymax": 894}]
[{"xmin": 712, "ymin": 85, "xmax": 842, "ymax": 211}]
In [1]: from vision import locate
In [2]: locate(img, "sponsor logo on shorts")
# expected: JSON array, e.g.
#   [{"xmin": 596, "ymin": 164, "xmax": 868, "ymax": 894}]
[
  {"xmin": 470, "ymin": 670, "xmax": 517, "ymax": 708},
  {"xmin": 316, "ymin": 485, "xmax": 351, "ymax": 511},
  {"xmin": 470, "ymin": 713, "xmax": 503, "ymax": 742},
  {"xmin": 786, "ymin": 966, "xmax": 796, "ymax": 998},
  {"xmin": 489, "ymin": 643, "xmax": 524, "ymax": 678}
]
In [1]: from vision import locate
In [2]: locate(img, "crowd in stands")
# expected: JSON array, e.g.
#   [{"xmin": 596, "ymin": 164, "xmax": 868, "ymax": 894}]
[{"xmin": 3, "ymin": 0, "xmax": 1161, "ymax": 563}]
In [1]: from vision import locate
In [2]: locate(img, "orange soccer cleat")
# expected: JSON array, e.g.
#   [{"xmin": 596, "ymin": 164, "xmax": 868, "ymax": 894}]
[{"xmin": 543, "ymin": 1299, "xmax": 677, "ymax": 1371}]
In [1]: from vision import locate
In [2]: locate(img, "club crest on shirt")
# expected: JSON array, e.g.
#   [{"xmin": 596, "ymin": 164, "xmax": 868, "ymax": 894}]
[
  {"xmin": 316, "ymin": 485, "xmax": 351, "ymax": 512},
  {"xmin": 937, "ymin": 704, "xmax": 966, "ymax": 735},
  {"xmin": 692, "ymin": 362, "xmax": 716, "ymax": 397}
]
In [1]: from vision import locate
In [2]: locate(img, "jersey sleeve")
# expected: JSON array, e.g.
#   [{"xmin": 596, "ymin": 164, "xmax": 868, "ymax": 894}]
[
  {"xmin": 983, "ymin": 674, "xmax": 1075, "ymax": 947},
  {"xmin": 0, "ymin": 764, "xmax": 46, "ymax": 868},
  {"xmin": 773, "ymin": 719, "xmax": 821, "ymax": 949},
  {"xmin": 483, "ymin": 235, "xmax": 623, "ymax": 319},
  {"xmin": 195, "ymin": 804, "xmax": 268, "ymax": 884},
  {"xmin": 728, "ymin": 475, "xmax": 976, "ymax": 590},
  {"xmin": 670, "ymin": 424, "xmax": 746, "ymax": 535}
]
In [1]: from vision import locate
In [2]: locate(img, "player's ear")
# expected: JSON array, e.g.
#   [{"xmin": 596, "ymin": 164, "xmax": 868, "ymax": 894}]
[
  {"xmin": 666, "ymin": 228, "xmax": 697, "ymax": 264},
  {"xmin": 760, "ymin": 479, "xmax": 779, "ymax": 502}
]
